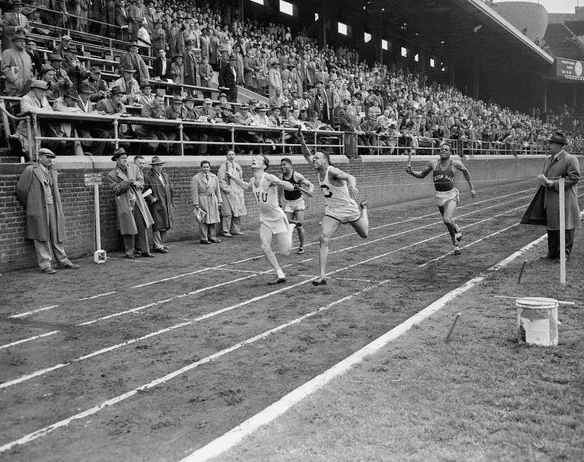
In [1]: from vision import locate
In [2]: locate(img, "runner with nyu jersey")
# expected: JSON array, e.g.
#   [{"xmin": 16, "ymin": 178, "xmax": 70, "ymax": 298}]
[
  {"xmin": 405, "ymin": 142, "xmax": 476, "ymax": 255},
  {"xmin": 227, "ymin": 155, "xmax": 296, "ymax": 285},
  {"xmin": 298, "ymin": 128, "xmax": 369, "ymax": 286},
  {"xmin": 279, "ymin": 158, "xmax": 314, "ymax": 254}
]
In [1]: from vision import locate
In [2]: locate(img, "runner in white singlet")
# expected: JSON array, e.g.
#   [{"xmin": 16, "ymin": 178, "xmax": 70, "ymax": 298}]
[
  {"xmin": 227, "ymin": 155, "xmax": 296, "ymax": 285},
  {"xmin": 298, "ymin": 129, "xmax": 369, "ymax": 286}
]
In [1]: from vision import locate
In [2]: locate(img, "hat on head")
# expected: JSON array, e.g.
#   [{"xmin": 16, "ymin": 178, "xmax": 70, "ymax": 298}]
[
  {"xmin": 183, "ymin": 95, "xmax": 196, "ymax": 102},
  {"xmin": 221, "ymin": 102, "xmax": 232, "ymax": 111},
  {"xmin": 218, "ymin": 92, "xmax": 227, "ymax": 98},
  {"xmin": 61, "ymin": 34, "xmax": 72, "ymax": 41},
  {"xmin": 549, "ymin": 131, "xmax": 567, "ymax": 145},
  {"xmin": 121, "ymin": 64, "xmax": 136, "ymax": 73},
  {"xmin": 38, "ymin": 148, "xmax": 55, "ymax": 158},
  {"xmin": 240, "ymin": 104, "xmax": 249, "ymax": 109},
  {"xmin": 39, "ymin": 64, "xmax": 54, "ymax": 75},
  {"xmin": 64, "ymin": 90, "xmax": 79, "ymax": 100},
  {"xmin": 90, "ymin": 66, "xmax": 102, "ymax": 73},
  {"xmin": 79, "ymin": 83, "xmax": 92, "ymax": 94},
  {"xmin": 270, "ymin": 105, "xmax": 281, "ymax": 111},
  {"xmin": 30, "ymin": 79, "xmax": 48, "ymax": 90},
  {"xmin": 26, "ymin": 37, "xmax": 36, "ymax": 44},
  {"xmin": 12, "ymin": 0, "xmax": 24, "ymax": 7},
  {"xmin": 111, "ymin": 147, "xmax": 127, "ymax": 161},
  {"xmin": 150, "ymin": 156, "xmax": 166, "ymax": 165},
  {"xmin": 343, "ymin": 98, "xmax": 351, "ymax": 104},
  {"xmin": 173, "ymin": 53, "xmax": 183, "ymax": 59},
  {"xmin": 203, "ymin": 97, "xmax": 213, "ymax": 104},
  {"xmin": 140, "ymin": 81, "xmax": 151, "ymax": 89},
  {"xmin": 13, "ymin": 30, "xmax": 27, "ymax": 41},
  {"xmin": 248, "ymin": 98, "xmax": 259, "ymax": 105},
  {"xmin": 171, "ymin": 95, "xmax": 183, "ymax": 103},
  {"xmin": 110, "ymin": 85, "xmax": 123, "ymax": 95},
  {"xmin": 129, "ymin": 41, "xmax": 140, "ymax": 48},
  {"xmin": 257, "ymin": 104, "xmax": 267, "ymax": 111},
  {"xmin": 48, "ymin": 53, "xmax": 63, "ymax": 61}
]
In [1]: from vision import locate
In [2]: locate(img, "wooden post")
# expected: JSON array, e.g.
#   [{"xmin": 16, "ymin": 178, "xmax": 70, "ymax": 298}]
[{"xmin": 559, "ymin": 177, "xmax": 566, "ymax": 285}]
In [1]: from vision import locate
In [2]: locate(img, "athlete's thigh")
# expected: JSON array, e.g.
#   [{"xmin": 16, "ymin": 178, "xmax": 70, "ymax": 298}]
[
  {"xmin": 259, "ymin": 223, "xmax": 274, "ymax": 248},
  {"xmin": 320, "ymin": 215, "xmax": 341, "ymax": 239},
  {"xmin": 350, "ymin": 215, "xmax": 368, "ymax": 236},
  {"xmin": 285, "ymin": 211, "xmax": 294, "ymax": 222},
  {"xmin": 442, "ymin": 200, "xmax": 457, "ymax": 221},
  {"xmin": 294, "ymin": 209, "xmax": 305, "ymax": 223}
]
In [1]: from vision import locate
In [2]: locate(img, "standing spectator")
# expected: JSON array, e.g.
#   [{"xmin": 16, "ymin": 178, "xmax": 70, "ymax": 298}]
[
  {"xmin": 16, "ymin": 148, "xmax": 80, "ymax": 274},
  {"xmin": 191, "ymin": 160, "xmax": 222, "ymax": 244},
  {"xmin": 217, "ymin": 149, "xmax": 247, "ymax": 237},
  {"xmin": 48, "ymin": 53, "xmax": 73, "ymax": 99},
  {"xmin": 127, "ymin": 0, "xmax": 146, "ymax": 43},
  {"xmin": 268, "ymin": 60, "xmax": 282, "ymax": 99},
  {"xmin": 170, "ymin": 54, "xmax": 185, "ymax": 85},
  {"xmin": 218, "ymin": 55, "xmax": 238, "ymax": 102},
  {"xmin": 115, "ymin": 0, "xmax": 129, "ymax": 42},
  {"xmin": 183, "ymin": 39, "xmax": 198, "ymax": 88},
  {"xmin": 119, "ymin": 41, "xmax": 150, "ymax": 86},
  {"xmin": 538, "ymin": 131, "xmax": 581, "ymax": 260},
  {"xmin": 2, "ymin": 0, "xmax": 30, "ymax": 50},
  {"xmin": 150, "ymin": 20, "xmax": 167, "ymax": 56},
  {"xmin": 25, "ymin": 38, "xmax": 43, "ymax": 78},
  {"xmin": 144, "ymin": 156, "xmax": 174, "ymax": 253},
  {"xmin": 107, "ymin": 148, "xmax": 155, "ymax": 259},
  {"xmin": 198, "ymin": 55, "xmax": 213, "ymax": 99},
  {"xmin": 199, "ymin": 28, "xmax": 210, "ymax": 62},
  {"xmin": 152, "ymin": 48, "xmax": 171, "ymax": 80},
  {"xmin": 1, "ymin": 29, "xmax": 32, "ymax": 96}
]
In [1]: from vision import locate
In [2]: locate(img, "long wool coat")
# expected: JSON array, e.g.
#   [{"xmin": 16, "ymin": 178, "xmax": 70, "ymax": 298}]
[
  {"xmin": 16, "ymin": 163, "xmax": 66, "ymax": 242},
  {"xmin": 107, "ymin": 163, "xmax": 154, "ymax": 235},
  {"xmin": 217, "ymin": 161, "xmax": 247, "ymax": 218},
  {"xmin": 542, "ymin": 149, "xmax": 581, "ymax": 231},
  {"xmin": 191, "ymin": 172, "xmax": 222, "ymax": 224},
  {"xmin": 144, "ymin": 169, "xmax": 174, "ymax": 231}
]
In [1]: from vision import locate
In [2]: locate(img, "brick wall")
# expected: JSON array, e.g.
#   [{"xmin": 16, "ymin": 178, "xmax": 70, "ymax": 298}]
[{"xmin": 0, "ymin": 154, "xmax": 548, "ymax": 273}]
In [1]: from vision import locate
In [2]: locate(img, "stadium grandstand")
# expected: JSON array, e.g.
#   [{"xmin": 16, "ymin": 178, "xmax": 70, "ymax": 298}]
[{"xmin": 1, "ymin": 0, "xmax": 584, "ymax": 162}]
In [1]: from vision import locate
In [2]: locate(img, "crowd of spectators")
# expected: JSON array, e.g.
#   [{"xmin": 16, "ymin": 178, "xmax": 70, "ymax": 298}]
[{"xmin": 2, "ymin": 0, "xmax": 583, "ymax": 157}]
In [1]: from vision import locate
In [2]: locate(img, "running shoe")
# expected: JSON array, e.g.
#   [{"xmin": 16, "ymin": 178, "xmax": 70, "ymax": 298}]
[
  {"xmin": 454, "ymin": 246, "xmax": 461, "ymax": 256},
  {"xmin": 455, "ymin": 230, "xmax": 463, "ymax": 243},
  {"xmin": 298, "ymin": 246, "xmax": 304, "ymax": 254}
]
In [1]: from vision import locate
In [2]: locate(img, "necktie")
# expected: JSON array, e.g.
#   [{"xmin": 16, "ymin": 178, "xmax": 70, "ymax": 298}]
[
  {"xmin": 206, "ymin": 174, "xmax": 209, "ymax": 181},
  {"xmin": 46, "ymin": 168, "xmax": 53, "ymax": 187}
]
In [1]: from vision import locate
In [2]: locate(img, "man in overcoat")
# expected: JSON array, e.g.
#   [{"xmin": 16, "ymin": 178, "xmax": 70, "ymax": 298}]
[
  {"xmin": 107, "ymin": 148, "xmax": 155, "ymax": 258},
  {"xmin": 144, "ymin": 156, "xmax": 174, "ymax": 253},
  {"xmin": 217, "ymin": 150, "xmax": 247, "ymax": 237},
  {"xmin": 191, "ymin": 160, "xmax": 222, "ymax": 244},
  {"xmin": 16, "ymin": 148, "xmax": 80, "ymax": 273},
  {"xmin": 539, "ymin": 131, "xmax": 581, "ymax": 260}
]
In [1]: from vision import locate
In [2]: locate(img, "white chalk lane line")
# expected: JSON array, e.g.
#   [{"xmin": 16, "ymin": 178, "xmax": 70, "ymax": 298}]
[
  {"xmin": 5, "ymin": 187, "xmax": 531, "ymax": 319},
  {"xmin": 0, "ymin": 274, "xmax": 370, "ymax": 453},
  {"xmin": 0, "ymin": 193, "xmax": 532, "ymax": 352},
  {"xmin": 0, "ymin": 197, "xmax": 535, "ymax": 390},
  {"xmin": 183, "ymin": 232, "xmax": 550, "ymax": 462}
]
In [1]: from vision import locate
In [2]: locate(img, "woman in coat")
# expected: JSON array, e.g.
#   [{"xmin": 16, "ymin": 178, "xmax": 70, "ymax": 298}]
[{"xmin": 191, "ymin": 160, "xmax": 222, "ymax": 244}]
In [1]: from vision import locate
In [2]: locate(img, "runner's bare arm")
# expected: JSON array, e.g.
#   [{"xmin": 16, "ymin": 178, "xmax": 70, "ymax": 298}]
[
  {"xmin": 330, "ymin": 167, "xmax": 358, "ymax": 197},
  {"xmin": 454, "ymin": 161, "xmax": 476, "ymax": 196},
  {"xmin": 226, "ymin": 171, "xmax": 252, "ymax": 191},
  {"xmin": 267, "ymin": 174, "xmax": 295, "ymax": 191},
  {"xmin": 406, "ymin": 162, "xmax": 433, "ymax": 179},
  {"xmin": 297, "ymin": 127, "xmax": 313, "ymax": 164},
  {"xmin": 296, "ymin": 172, "xmax": 315, "ymax": 195}
]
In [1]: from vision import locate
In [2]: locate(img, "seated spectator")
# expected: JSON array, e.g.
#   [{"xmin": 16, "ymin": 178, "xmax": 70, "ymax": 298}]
[
  {"xmin": 53, "ymin": 34, "xmax": 89, "ymax": 91},
  {"xmin": 84, "ymin": 66, "xmax": 109, "ymax": 103},
  {"xmin": 1, "ymin": 29, "xmax": 31, "ymax": 96},
  {"xmin": 94, "ymin": 86, "xmax": 131, "ymax": 139},
  {"xmin": 111, "ymin": 64, "xmax": 140, "ymax": 105},
  {"xmin": 135, "ymin": 92, "xmax": 168, "ymax": 155},
  {"xmin": 48, "ymin": 53, "xmax": 73, "ymax": 99},
  {"xmin": 75, "ymin": 83, "xmax": 111, "ymax": 156},
  {"xmin": 53, "ymin": 90, "xmax": 85, "ymax": 155},
  {"xmin": 136, "ymin": 82, "xmax": 154, "ymax": 106}
]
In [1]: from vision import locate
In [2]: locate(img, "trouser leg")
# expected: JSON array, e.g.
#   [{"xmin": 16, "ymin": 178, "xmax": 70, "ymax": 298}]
[
  {"xmin": 566, "ymin": 229, "xmax": 575, "ymax": 256},
  {"xmin": 199, "ymin": 221, "xmax": 209, "ymax": 241},
  {"xmin": 232, "ymin": 216, "xmax": 241, "ymax": 233},
  {"xmin": 34, "ymin": 239, "xmax": 53, "ymax": 269},
  {"xmin": 153, "ymin": 230, "xmax": 164, "ymax": 250},
  {"xmin": 47, "ymin": 204, "xmax": 70, "ymax": 265},
  {"xmin": 123, "ymin": 234, "xmax": 135, "ymax": 256},
  {"xmin": 133, "ymin": 208, "xmax": 149, "ymax": 252},
  {"xmin": 222, "ymin": 214, "xmax": 232, "ymax": 234},
  {"xmin": 547, "ymin": 230, "xmax": 560, "ymax": 258}
]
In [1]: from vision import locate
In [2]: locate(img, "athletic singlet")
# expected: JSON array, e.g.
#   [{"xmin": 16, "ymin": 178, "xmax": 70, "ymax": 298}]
[
  {"xmin": 282, "ymin": 171, "xmax": 302, "ymax": 201},
  {"xmin": 318, "ymin": 166, "xmax": 358, "ymax": 212},
  {"xmin": 433, "ymin": 159, "xmax": 455, "ymax": 192},
  {"xmin": 252, "ymin": 173, "xmax": 286, "ymax": 222}
]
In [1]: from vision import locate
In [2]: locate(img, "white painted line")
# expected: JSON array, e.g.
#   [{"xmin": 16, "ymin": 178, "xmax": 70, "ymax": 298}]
[
  {"xmin": 0, "ymin": 279, "xmax": 377, "ymax": 453},
  {"xmin": 9, "ymin": 306, "xmax": 59, "ymax": 319},
  {"xmin": 182, "ymin": 232, "xmax": 549, "ymax": 462},
  {"xmin": 78, "ymin": 291, "xmax": 116, "ymax": 301},
  {"xmin": 0, "ymin": 331, "xmax": 59, "ymax": 350}
]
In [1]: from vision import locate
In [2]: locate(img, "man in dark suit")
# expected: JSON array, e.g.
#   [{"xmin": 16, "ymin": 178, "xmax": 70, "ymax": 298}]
[
  {"xmin": 152, "ymin": 48, "xmax": 171, "ymax": 79},
  {"xmin": 144, "ymin": 156, "xmax": 174, "ymax": 252},
  {"xmin": 218, "ymin": 55, "xmax": 238, "ymax": 103},
  {"xmin": 16, "ymin": 148, "xmax": 80, "ymax": 274}
]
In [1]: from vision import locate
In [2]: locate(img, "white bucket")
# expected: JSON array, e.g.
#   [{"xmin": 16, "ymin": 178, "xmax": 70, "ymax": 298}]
[{"xmin": 516, "ymin": 297, "xmax": 559, "ymax": 346}]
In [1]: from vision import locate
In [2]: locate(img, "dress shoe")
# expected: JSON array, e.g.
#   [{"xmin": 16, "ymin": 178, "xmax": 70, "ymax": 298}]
[
  {"xmin": 222, "ymin": 232, "xmax": 233, "ymax": 237},
  {"xmin": 133, "ymin": 250, "xmax": 141, "ymax": 257},
  {"xmin": 59, "ymin": 262, "xmax": 80, "ymax": 269},
  {"xmin": 231, "ymin": 231, "xmax": 244, "ymax": 236},
  {"xmin": 41, "ymin": 267, "xmax": 56, "ymax": 274},
  {"xmin": 153, "ymin": 247, "xmax": 168, "ymax": 254},
  {"xmin": 163, "ymin": 246, "xmax": 170, "ymax": 251},
  {"xmin": 141, "ymin": 252, "xmax": 155, "ymax": 258},
  {"xmin": 209, "ymin": 238, "xmax": 221, "ymax": 243},
  {"xmin": 268, "ymin": 276, "xmax": 286, "ymax": 285},
  {"xmin": 200, "ymin": 240, "xmax": 211, "ymax": 245}
]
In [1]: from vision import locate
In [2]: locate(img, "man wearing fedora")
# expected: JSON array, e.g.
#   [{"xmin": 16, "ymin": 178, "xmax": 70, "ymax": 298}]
[
  {"xmin": 119, "ymin": 41, "xmax": 150, "ymax": 86},
  {"xmin": 2, "ymin": 0, "xmax": 30, "ymax": 50},
  {"xmin": 144, "ymin": 156, "xmax": 174, "ymax": 253},
  {"xmin": 48, "ymin": 52, "xmax": 73, "ymax": 99},
  {"xmin": 538, "ymin": 131, "xmax": 581, "ymax": 260},
  {"xmin": 1, "ymin": 29, "xmax": 32, "ymax": 96},
  {"xmin": 218, "ymin": 55, "xmax": 238, "ymax": 102},
  {"xmin": 16, "ymin": 148, "xmax": 80, "ymax": 273},
  {"xmin": 107, "ymin": 148, "xmax": 155, "ymax": 259},
  {"xmin": 111, "ymin": 64, "xmax": 140, "ymax": 105},
  {"xmin": 217, "ymin": 149, "xmax": 247, "ymax": 237}
]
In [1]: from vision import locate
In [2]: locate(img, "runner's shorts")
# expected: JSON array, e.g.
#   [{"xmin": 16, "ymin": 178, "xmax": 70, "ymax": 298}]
[
  {"xmin": 435, "ymin": 188, "xmax": 459, "ymax": 207},
  {"xmin": 324, "ymin": 201, "xmax": 361, "ymax": 224},
  {"xmin": 260, "ymin": 215, "xmax": 290, "ymax": 235},
  {"xmin": 282, "ymin": 197, "xmax": 306, "ymax": 213}
]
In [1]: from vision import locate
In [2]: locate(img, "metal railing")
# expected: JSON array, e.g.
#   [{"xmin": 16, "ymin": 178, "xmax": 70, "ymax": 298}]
[{"xmin": 0, "ymin": 99, "xmax": 34, "ymax": 161}]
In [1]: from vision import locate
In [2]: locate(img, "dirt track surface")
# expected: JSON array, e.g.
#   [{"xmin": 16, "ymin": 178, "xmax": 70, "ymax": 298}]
[{"xmin": 0, "ymin": 180, "xmax": 579, "ymax": 461}]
